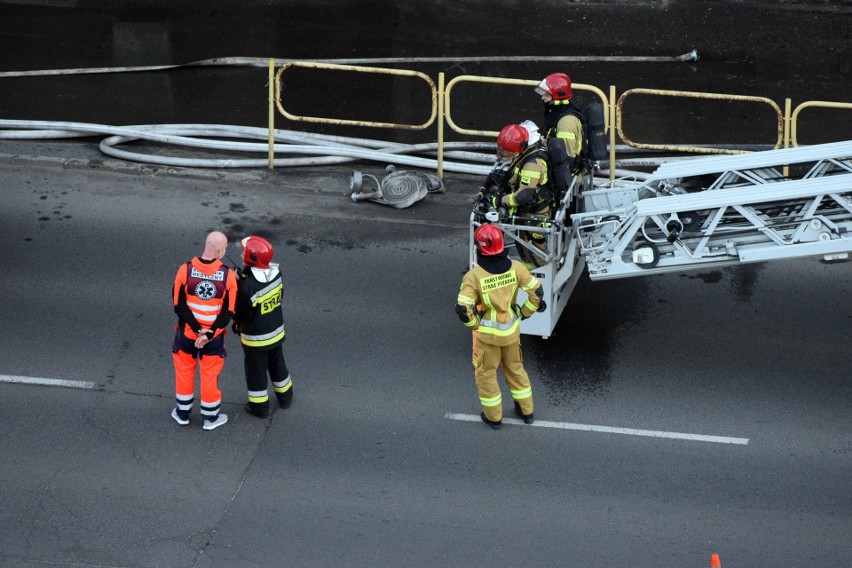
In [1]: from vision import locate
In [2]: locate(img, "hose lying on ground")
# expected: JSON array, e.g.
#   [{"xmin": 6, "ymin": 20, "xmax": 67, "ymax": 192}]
[{"xmin": 0, "ymin": 119, "xmax": 654, "ymax": 182}]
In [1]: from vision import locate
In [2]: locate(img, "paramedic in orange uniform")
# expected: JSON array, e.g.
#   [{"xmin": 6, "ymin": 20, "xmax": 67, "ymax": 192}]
[{"xmin": 170, "ymin": 231, "xmax": 237, "ymax": 430}]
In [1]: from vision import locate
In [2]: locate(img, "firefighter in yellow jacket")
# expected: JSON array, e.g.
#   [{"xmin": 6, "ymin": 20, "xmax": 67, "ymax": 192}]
[
  {"xmin": 456, "ymin": 224, "xmax": 545, "ymax": 429},
  {"xmin": 537, "ymin": 72, "xmax": 584, "ymax": 195},
  {"xmin": 490, "ymin": 121, "xmax": 553, "ymax": 267}
]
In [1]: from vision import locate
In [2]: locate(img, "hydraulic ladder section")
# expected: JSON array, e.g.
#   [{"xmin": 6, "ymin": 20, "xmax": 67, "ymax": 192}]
[{"xmin": 571, "ymin": 140, "xmax": 852, "ymax": 280}]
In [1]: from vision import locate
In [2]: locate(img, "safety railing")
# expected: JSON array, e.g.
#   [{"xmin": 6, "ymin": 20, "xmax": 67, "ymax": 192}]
[
  {"xmin": 270, "ymin": 59, "xmax": 437, "ymax": 169},
  {"xmin": 616, "ymin": 88, "xmax": 785, "ymax": 155},
  {"xmin": 441, "ymin": 74, "xmax": 612, "ymax": 177},
  {"xmin": 267, "ymin": 59, "xmax": 850, "ymax": 176},
  {"xmin": 790, "ymin": 100, "xmax": 852, "ymax": 147},
  {"xmin": 442, "ymin": 75, "xmax": 610, "ymax": 136},
  {"xmin": 274, "ymin": 60, "xmax": 437, "ymax": 130}
]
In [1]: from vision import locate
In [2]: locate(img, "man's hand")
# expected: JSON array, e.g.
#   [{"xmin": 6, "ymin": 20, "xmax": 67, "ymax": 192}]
[
  {"xmin": 485, "ymin": 168, "xmax": 509, "ymax": 192},
  {"xmin": 194, "ymin": 328, "xmax": 213, "ymax": 349}
]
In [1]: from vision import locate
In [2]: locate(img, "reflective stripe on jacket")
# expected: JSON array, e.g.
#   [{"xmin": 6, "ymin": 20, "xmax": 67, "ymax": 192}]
[
  {"xmin": 503, "ymin": 145, "xmax": 551, "ymax": 214},
  {"xmin": 457, "ymin": 261, "xmax": 541, "ymax": 346},
  {"xmin": 173, "ymin": 258, "xmax": 237, "ymax": 340},
  {"xmin": 235, "ymin": 267, "xmax": 286, "ymax": 350},
  {"xmin": 544, "ymin": 101, "xmax": 583, "ymax": 159}
]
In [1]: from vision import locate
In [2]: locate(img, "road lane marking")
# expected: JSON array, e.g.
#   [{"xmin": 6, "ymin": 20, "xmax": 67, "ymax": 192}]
[
  {"xmin": 444, "ymin": 413, "xmax": 749, "ymax": 445},
  {"xmin": 0, "ymin": 374, "xmax": 95, "ymax": 390}
]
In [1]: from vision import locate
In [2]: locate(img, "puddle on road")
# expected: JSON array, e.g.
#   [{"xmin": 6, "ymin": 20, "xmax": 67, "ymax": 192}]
[
  {"xmin": 528, "ymin": 262, "xmax": 770, "ymax": 407},
  {"xmin": 681, "ymin": 262, "xmax": 767, "ymax": 302},
  {"xmin": 525, "ymin": 274, "xmax": 651, "ymax": 407}
]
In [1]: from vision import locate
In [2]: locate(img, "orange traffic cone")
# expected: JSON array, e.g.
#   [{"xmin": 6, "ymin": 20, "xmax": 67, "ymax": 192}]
[{"xmin": 710, "ymin": 553, "xmax": 721, "ymax": 567}]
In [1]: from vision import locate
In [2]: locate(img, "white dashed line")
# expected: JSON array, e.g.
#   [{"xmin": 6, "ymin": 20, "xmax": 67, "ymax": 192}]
[
  {"xmin": 0, "ymin": 374, "xmax": 96, "ymax": 390},
  {"xmin": 444, "ymin": 413, "xmax": 749, "ymax": 445}
]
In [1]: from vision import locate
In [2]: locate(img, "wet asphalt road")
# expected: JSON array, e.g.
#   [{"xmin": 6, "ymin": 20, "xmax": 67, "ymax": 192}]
[
  {"xmin": 0, "ymin": 2, "xmax": 851, "ymax": 567},
  {"xmin": 0, "ymin": 147, "xmax": 850, "ymax": 567}
]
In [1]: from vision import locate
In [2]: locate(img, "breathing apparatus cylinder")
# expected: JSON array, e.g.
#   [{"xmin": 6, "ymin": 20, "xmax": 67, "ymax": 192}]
[{"xmin": 586, "ymin": 101, "xmax": 608, "ymax": 162}]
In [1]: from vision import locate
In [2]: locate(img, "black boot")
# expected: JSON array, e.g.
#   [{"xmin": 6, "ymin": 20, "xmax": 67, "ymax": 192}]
[
  {"xmin": 276, "ymin": 388, "xmax": 293, "ymax": 409},
  {"xmin": 480, "ymin": 412, "xmax": 502, "ymax": 430},
  {"xmin": 514, "ymin": 401, "xmax": 534, "ymax": 425},
  {"xmin": 244, "ymin": 401, "xmax": 269, "ymax": 419}
]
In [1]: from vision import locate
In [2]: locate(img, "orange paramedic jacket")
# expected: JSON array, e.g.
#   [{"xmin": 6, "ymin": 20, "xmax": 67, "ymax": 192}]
[{"xmin": 173, "ymin": 257, "xmax": 238, "ymax": 340}]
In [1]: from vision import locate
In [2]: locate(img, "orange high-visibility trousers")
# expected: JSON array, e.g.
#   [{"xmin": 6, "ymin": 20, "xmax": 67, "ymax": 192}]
[{"xmin": 172, "ymin": 350, "xmax": 224, "ymax": 418}]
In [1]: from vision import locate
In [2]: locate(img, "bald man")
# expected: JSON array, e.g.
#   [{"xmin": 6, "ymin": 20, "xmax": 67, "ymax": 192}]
[{"xmin": 171, "ymin": 231, "xmax": 238, "ymax": 430}]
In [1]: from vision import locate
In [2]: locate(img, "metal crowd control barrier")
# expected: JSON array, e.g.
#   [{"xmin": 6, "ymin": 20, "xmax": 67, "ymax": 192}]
[
  {"xmin": 274, "ymin": 60, "xmax": 437, "ymax": 129},
  {"xmin": 616, "ymin": 88, "xmax": 785, "ymax": 155},
  {"xmin": 268, "ymin": 59, "xmax": 438, "ymax": 168},
  {"xmin": 441, "ymin": 74, "xmax": 612, "ymax": 176},
  {"xmin": 790, "ymin": 100, "xmax": 852, "ymax": 147},
  {"xmin": 266, "ymin": 59, "xmax": 848, "ymax": 175}
]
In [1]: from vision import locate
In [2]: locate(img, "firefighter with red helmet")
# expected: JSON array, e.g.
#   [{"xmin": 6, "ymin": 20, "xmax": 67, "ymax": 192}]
[
  {"xmin": 536, "ymin": 72, "xmax": 584, "ymax": 192},
  {"xmin": 456, "ymin": 224, "xmax": 544, "ymax": 429},
  {"xmin": 232, "ymin": 235, "xmax": 293, "ymax": 419},
  {"xmin": 171, "ymin": 230, "xmax": 237, "ymax": 430},
  {"xmin": 493, "ymin": 121, "xmax": 551, "ymax": 217},
  {"xmin": 489, "ymin": 121, "xmax": 553, "ymax": 266}
]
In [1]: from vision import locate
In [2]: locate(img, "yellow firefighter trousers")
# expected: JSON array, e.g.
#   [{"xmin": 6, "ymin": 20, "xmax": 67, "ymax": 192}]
[{"xmin": 472, "ymin": 333, "xmax": 534, "ymax": 422}]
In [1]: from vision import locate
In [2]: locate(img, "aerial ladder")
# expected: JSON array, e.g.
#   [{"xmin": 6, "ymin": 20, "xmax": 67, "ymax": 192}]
[{"xmin": 470, "ymin": 140, "xmax": 852, "ymax": 338}]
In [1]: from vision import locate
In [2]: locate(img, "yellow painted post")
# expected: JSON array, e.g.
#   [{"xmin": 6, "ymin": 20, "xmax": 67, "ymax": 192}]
[
  {"xmin": 437, "ymin": 72, "xmax": 445, "ymax": 178},
  {"xmin": 609, "ymin": 85, "xmax": 616, "ymax": 181},
  {"xmin": 268, "ymin": 58, "xmax": 275, "ymax": 170},
  {"xmin": 783, "ymin": 98, "xmax": 791, "ymax": 176},
  {"xmin": 784, "ymin": 98, "xmax": 792, "ymax": 148}
]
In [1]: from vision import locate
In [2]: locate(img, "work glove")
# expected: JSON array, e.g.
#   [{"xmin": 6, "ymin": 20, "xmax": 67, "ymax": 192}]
[
  {"xmin": 455, "ymin": 304, "xmax": 471, "ymax": 324},
  {"xmin": 512, "ymin": 304, "xmax": 526, "ymax": 320},
  {"xmin": 535, "ymin": 287, "xmax": 547, "ymax": 313}
]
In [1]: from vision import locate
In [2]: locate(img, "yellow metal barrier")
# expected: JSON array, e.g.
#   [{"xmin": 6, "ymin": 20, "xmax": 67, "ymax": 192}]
[
  {"xmin": 443, "ymin": 74, "xmax": 610, "ymax": 137},
  {"xmin": 790, "ymin": 100, "xmax": 852, "ymax": 147},
  {"xmin": 617, "ymin": 88, "xmax": 784, "ymax": 155},
  {"xmin": 437, "ymin": 72, "xmax": 445, "ymax": 177},
  {"xmin": 440, "ymin": 74, "xmax": 612, "ymax": 178},
  {"xmin": 609, "ymin": 85, "xmax": 617, "ymax": 179},
  {"xmin": 267, "ymin": 61, "xmax": 848, "ymax": 177},
  {"xmin": 274, "ymin": 60, "xmax": 437, "ymax": 131},
  {"xmin": 268, "ymin": 58, "xmax": 275, "ymax": 169}
]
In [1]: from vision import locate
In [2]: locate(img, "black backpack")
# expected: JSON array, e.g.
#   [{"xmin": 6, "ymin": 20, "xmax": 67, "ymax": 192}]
[
  {"xmin": 545, "ymin": 101, "xmax": 608, "ymax": 197},
  {"xmin": 551, "ymin": 101, "xmax": 607, "ymax": 165}
]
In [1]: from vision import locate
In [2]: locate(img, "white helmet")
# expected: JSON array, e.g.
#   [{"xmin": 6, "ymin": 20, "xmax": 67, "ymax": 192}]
[{"xmin": 519, "ymin": 120, "xmax": 541, "ymax": 147}]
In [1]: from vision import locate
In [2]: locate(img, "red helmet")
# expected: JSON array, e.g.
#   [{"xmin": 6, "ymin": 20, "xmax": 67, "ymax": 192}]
[
  {"xmin": 496, "ymin": 124, "xmax": 529, "ymax": 158},
  {"xmin": 474, "ymin": 224, "xmax": 504, "ymax": 256},
  {"xmin": 535, "ymin": 72, "xmax": 573, "ymax": 101},
  {"xmin": 241, "ymin": 236, "xmax": 274, "ymax": 269}
]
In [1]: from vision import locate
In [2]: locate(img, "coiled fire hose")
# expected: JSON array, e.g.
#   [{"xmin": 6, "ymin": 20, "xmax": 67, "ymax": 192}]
[{"xmin": 350, "ymin": 165, "xmax": 446, "ymax": 209}]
